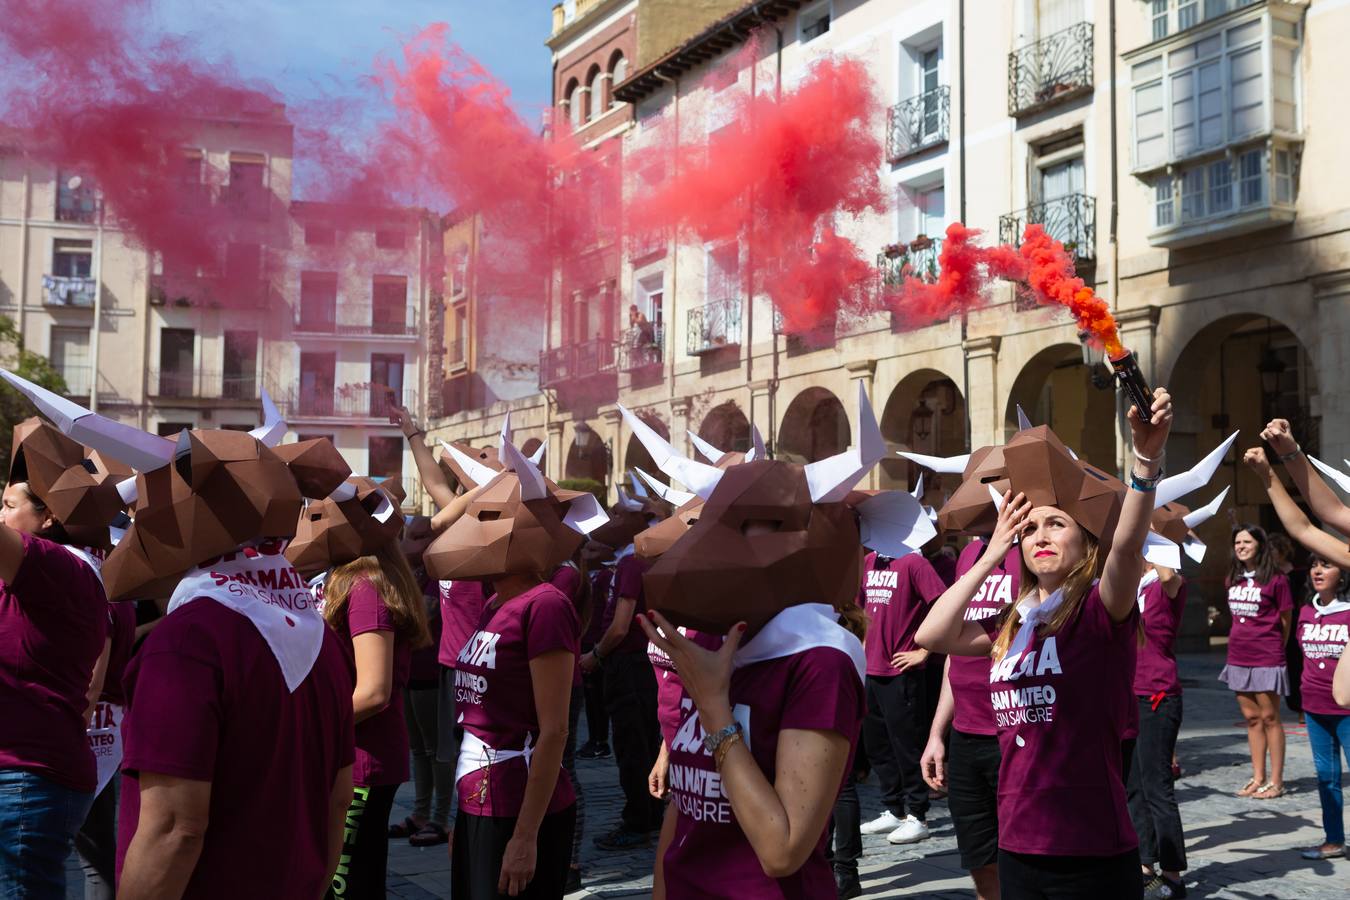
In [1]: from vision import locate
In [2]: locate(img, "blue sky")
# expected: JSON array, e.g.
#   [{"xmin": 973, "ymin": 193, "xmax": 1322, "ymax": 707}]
[{"xmin": 150, "ymin": 0, "xmax": 555, "ymax": 119}]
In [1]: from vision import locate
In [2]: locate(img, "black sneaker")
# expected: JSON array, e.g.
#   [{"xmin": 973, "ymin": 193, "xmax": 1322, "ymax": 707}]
[
  {"xmin": 593, "ymin": 826, "xmax": 651, "ymax": 851},
  {"xmin": 834, "ymin": 867, "xmax": 862, "ymax": 900},
  {"xmin": 1143, "ymin": 875, "xmax": 1186, "ymax": 899},
  {"xmin": 576, "ymin": 741, "xmax": 612, "ymax": 760}
]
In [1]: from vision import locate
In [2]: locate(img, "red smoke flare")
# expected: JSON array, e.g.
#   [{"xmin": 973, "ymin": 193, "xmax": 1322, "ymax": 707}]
[{"xmin": 1016, "ymin": 225, "xmax": 1123, "ymax": 355}]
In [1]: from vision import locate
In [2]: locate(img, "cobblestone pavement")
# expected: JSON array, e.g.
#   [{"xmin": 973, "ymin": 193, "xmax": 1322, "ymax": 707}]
[{"xmin": 67, "ymin": 652, "xmax": 1347, "ymax": 898}]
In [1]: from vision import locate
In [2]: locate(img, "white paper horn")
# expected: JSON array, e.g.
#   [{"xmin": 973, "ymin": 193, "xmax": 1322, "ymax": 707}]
[
  {"xmin": 748, "ymin": 425, "xmax": 766, "ymax": 462},
  {"xmin": 897, "ymin": 449, "xmax": 971, "ymax": 475},
  {"xmin": 500, "ymin": 438, "xmax": 547, "ymax": 501},
  {"xmin": 1016, "ymin": 404, "xmax": 1033, "ymax": 431},
  {"xmin": 803, "ymin": 381, "xmax": 886, "ymax": 503},
  {"xmin": 633, "ymin": 467, "xmax": 696, "ymax": 507},
  {"xmin": 688, "ymin": 431, "xmax": 727, "ymax": 465},
  {"xmin": 857, "ymin": 490, "xmax": 936, "ymax": 557},
  {"xmin": 438, "ymin": 440, "xmax": 498, "ymax": 488},
  {"xmin": 618, "ymin": 404, "xmax": 724, "ymax": 500},
  {"xmin": 0, "ymin": 368, "xmax": 175, "ymax": 471},
  {"xmin": 1182, "ymin": 486, "xmax": 1229, "ymax": 530},
  {"xmin": 249, "ymin": 389, "xmax": 286, "ymax": 448},
  {"xmin": 1309, "ymin": 455, "xmax": 1350, "ymax": 495},
  {"xmin": 528, "ymin": 442, "xmax": 546, "ymax": 466},
  {"xmin": 1143, "ymin": 530, "xmax": 1183, "ymax": 570},
  {"xmin": 1154, "ymin": 431, "xmax": 1238, "ymax": 508}
]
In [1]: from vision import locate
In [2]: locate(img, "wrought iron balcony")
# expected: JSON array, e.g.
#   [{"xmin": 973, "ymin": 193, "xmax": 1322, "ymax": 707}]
[
  {"xmin": 148, "ymin": 369, "xmax": 261, "ymax": 402},
  {"xmin": 687, "ymin": 298, "xmax": 742, "ymax": 355},
  {"xmin": 539, "ymin": 338, "xmax": 619, "ymax": 387},
  {"xmin": 878, "ymin": 236, "xmax": 944, "ymax": 287},
  {"xmin": 274, "ymin": 384, "xmax": 418, "ymax": 420},
  {"xmin": 887, "ymin": 86, "xmax": 949, "ymax": 163},
  {"xmin": 1008, "ymin": 22, "xmax": 1094, "ymax": 118},
  {"xmin": 42, "ymin": 275, "xmax": 97, "ymax": 307},
  {"xmin": 294, "ymin": 304, "xmax": 419, "ymax": 337},
  {"xmin": 621, "ymin": 324, "xmax": 664, "ymax": 371},
  {"xmin": 998, "ymin": 193, "xmax": 1096, "ymax": 264}
]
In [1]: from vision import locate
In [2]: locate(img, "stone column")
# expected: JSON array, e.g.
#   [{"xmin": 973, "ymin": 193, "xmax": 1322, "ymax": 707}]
[
  {"xmin": 962, "ymin": 336, "xmax": 1001, "ymax": 448},
  {"xmin": 600, "ymin": 407, "xmax": 624, "ymax": 504},
  {"xmin": 1313, "ymin": 271, "xmax": 1350, "ymax": 467},
  {"xmin": 670, "ymin": 396, "xmax": 692, "ymax": 457},
  {"xmin": 749, "ymin": 381, "xmax": 772, "ymax": 455},
  {"xmin": 846, "ymin": 359, "xmax": 878, "ymax": 489},
  {"xmin": 546, "ymin": 420, "xmax": 565, "ymax": 484}
]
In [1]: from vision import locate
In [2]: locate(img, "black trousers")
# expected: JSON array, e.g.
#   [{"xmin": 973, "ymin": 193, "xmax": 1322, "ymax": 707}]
[
  {"xmin": 581, "ymin": 667, "xmax": 609, "ymax": 746},
  {"xmin": 864, "ymin": 671, "xmax": 930, "ymax": 820},
  {"xmin": 998, "ymin": 848, "xmax": 1143, "ymax": 900},
  {"xmin": 827, "ymin": 767, "xmax": 862, "ymax": 873},
  {"xmin": 328, "ymin": 783, "xmax": 398, "ymax": 900},
  {"xmin": 562, "ymin": 685, "xmax": 585, "ymax": 868},
  {"xmin": 452, "ymin": 807, "xmax": 576, "ymax": 900},
  {"xmin": 75, "ymin": 775, "xmax": 117, "ymax": 900},
  {"xmin": 947, "ymin": 730, "xmax": 1001, "ymax": 871},
  {"xmin": 438, "ymin": 664, "xmax": 464, "ymax": 765},
  {"xmin": 603, "ymin": 651, "xmax": 663, "ymax": 831},
  {"xmin": 1127, "ymin": 695, "xmax": 1187, "ymax": 872}
]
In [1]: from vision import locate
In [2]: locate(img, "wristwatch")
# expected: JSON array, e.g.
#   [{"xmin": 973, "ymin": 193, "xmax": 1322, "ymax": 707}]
[{"xmin": 703, "ymin": 721, "xmax": 743, "ymax": 755}]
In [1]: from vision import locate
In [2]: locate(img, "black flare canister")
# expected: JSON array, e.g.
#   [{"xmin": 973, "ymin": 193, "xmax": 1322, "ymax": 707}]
[{"xmin": 1108, "ymin": 350, "xmax": 1154, "ymax": 418}]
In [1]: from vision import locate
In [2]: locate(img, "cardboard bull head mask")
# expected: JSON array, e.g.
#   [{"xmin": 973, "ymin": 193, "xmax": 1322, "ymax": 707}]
[
  {"xmin": 624, "ymin": 384, "xmax": 935, "ymax": 632},
  {"xmin": 0, "ymin": 371, "xmax": 350, "ymax": 600},
  {"xmin": 286, "ymin": 476, "xmax": 407, "ymax": 576},
  {"xmin": 8, "ymin": 416, "xmax": 130, "ymax": 549},
  {"xmin": 425, "ymin": 435, "xmax": 608, "ymax": 581},
  {"xmin": 1000, "ymin": 425, "xmax": 1126, "ymax": 548}
]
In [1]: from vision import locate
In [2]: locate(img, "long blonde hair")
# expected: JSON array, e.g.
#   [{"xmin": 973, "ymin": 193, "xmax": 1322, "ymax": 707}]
[
  {"xmin": 323, "ymin": 540, "xmax": 432, "ymax": 650},
  {"xmin": 990, "ymin": 530, "xmax": 1101, "ymax": 662}
]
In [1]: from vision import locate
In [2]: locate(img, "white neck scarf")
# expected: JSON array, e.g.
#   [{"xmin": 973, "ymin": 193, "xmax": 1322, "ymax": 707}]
[
  {"xmin": 168, "ymin": 542, "xmax": 324, "ymax": 692},
  {"xmin": 60, "ymin": 545, "xmax": 105, "ymax": 587},
  {"xmin": 1137, "ymin": 569, "xmax": 1160, "ymax": 613},
  {"xmin": 734, "ymin": 603, "xmax": 866, "ymax": 683},
  {"xmin": 1008, "ymin": 586, "xmax": 1071, "ymax": 661},
  {"xmin": 1311, "ymin": 595, "xmax": 1350, "ymax": 618}
]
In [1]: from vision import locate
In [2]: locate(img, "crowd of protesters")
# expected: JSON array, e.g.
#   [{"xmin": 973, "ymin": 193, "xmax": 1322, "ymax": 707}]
[{"xmin": 2, "ymin": 365, "xmax": 1350, "ymax": 900}]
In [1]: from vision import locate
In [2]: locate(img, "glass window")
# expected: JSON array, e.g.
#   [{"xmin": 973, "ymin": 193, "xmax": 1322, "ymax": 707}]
[
  {"xmin": 1208, "ymin": 158, "xmax": 1233, "ymax": 213},
  {"xmin": 1178, "ymin": 0, "xmax": 1199, "ymax": 30},
  {"xmin": 305, "ymin": 224, "xmax": 335, "ymax": 246},
  {"xmin": 1238, "ymin": 148, "xmax": 1263, "ymax": 206},
  {"xmin": 367, "ymin": 436, "xmax": 403, "ymax": 479},
  {"xmin": 1229, "ymin": 46, "xmax": 1263, "ymax": 136},
  {"xmin": 1155, "ymin": 179, "xmax": 1175, "ymax": 226},
  {"xmin": 375, "ymin": 229, "xmax": 406, "ymax": 250},
  {"xmin": 1135, "ymin": 82, "xmax": 1166, "ymax": 168},
  {"xmin": 1180, "ymin": 167, "xmax": 1205, "ymax": 221},
  {"xmin": 50, "ymin": 327, "xmax": 91, "ymax": 396},
  {"xmin": 1152, "ymin": 1, "xmax": 1169, "ymax": 41},
  {"xmin": 52, "ymin": 239, "xmax": 93, "ymax": 278},
  {"xmin": 1274, "ymin": 148, "xmax": 1293, "ymax": 203},
  {"xmin": 588, "ymin": 69, "xmax": 604, "ymax": 121},
  {"xmin": 801, "ymin": 3, "xmax": 830, "ymax": 41}
]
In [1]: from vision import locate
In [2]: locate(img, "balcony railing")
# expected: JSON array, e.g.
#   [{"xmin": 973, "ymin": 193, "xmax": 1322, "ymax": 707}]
[
  {"xmin": 276, "ymin": 384, "xmax": 419, "ymax": 420},
  {"xmin": 539, "ymin": 338, "xmax": 619, "ymax": 388},
  {"xmin": 1008, "ymin": 22, "xmax": 1094, "ymax": 117},
  {"xmin": 294, "ymin": 304, "xmax": 419, "ymax": 337},
  {"xmin": 149, "ymin": 274, "xmax": 270, "ymax": 309},
  {"xmin": 148, "ymin": 369, "xmax": 261, "ymax": 401},
  {"xmin": 999, "ymin": 193, "xmax": 1096, "ymax": 264},
  {"xmin": 887, "ymin": 86, "xmax": 950, "ymax": 162},
  {"xmin": 621, "ymin": 324, "xmax": 664, "ymax": 371},
  {"xmin": 43, "ymin": 275, "xmax": 97, "ymax": 307},
  {"xmin": 687, "ymin": 298, "xmax": 742, "ymax": 355},
  {"xmin": 878, "ymin": 236, "xmax": 944, "ymax": 286}
]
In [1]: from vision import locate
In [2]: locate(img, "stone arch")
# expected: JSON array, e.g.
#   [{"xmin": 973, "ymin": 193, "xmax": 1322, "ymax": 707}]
[
  {"xmin": 1005, "ymin": 342, "xmax": 1117, "ymax": 469},
  {"xmin": 564, "ymin": 421, "xmax": 608, "ymax": 484},
  {"xmin": 520, "ymin": 436, "xmax": 543, "ymax": 460},
  {"xmin": 777, "ymin": 387, "xmax": 848, "ymax": 464},
  {"xmin": 879, "ymin": 369, "xmax": 967, "ymax": 497},
  {"xmin": 696, "ymin": 401, "xmax": 751, "ymax": 457}
]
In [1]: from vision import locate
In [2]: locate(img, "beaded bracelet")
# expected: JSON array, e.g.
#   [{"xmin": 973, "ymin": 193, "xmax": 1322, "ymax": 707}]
[
  {"xmin": 1130, "ymin": 468, "xmax": 1164, "ymax": 492},
  {"xmin": 714, "ymin": 731, "xmax": 744, "ymax": 771}
]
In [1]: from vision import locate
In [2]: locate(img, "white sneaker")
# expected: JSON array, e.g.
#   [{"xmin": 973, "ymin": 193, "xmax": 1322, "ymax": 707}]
[
  {"xmin": 886, "ymin": 815, "xmax": 930, "ymax": 844},
  {"xmin": 859, "ymin": 811, "xmax": 904, "ymax": 835}
]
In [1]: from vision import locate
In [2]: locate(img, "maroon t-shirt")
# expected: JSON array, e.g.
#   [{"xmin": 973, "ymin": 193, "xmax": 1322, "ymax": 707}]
[
  {"xmin": 859, "ymin": 551, "xmax": 948, "ymax": 677},
  {"xmin": 439, "ymin": 579, "xmax": 488, "ymax": 669},
  {"xmin": 0, "ymin": 534, "xmax": 108, "ymax": 792},
  {"xmin": 409, "ymin": 576, "xmax": 441, "ymax": 686},
  {"xmin": 1298, "ymin": 601, "xmax": 1350, "ymax": 716},
  {"xmin": 603, "ymin": 554, "xmax": 650, "ymax": 656},
  {"xmin": 100, "ymin": 601, "xmax": 139, "ymax": 707},
  {"xmin": 1225, "ymin": 573, "xmax": 1293, "ymax": 668},
  {"xmin": 990, "ymin": 585, "xmax": 1139, "ymax": 856},
  {"xmin": 664, "ymin": 646, "xmax": 864, "ymax": 898},
  {"xmin": 950, "ymin": 541, "xmax": 1020, "ymax": 737},
  {"xmin": 116, "ymin": 599, "xmax": 355, "ymax": 897},
  {"xmin": 649, "ymin": 629, "xmax": 723, "ymax": 746},
  {"xmin": 583, "ymin": 568, "xmax": 613, "ymax": 649},
  {"xmin": 455, "ymin": 583, "xmax": 579, "ymax": 817},
  {"xmin": 346, "ymin": 580, "xmax": 412, "ymax": 787},
  {"xmin": 549, "ymin": 563, "xmax": 584, "ymax": 687},
  {"xmin": 1134, "ymin": 577, "xmax": 1187, "ymax": 697}
]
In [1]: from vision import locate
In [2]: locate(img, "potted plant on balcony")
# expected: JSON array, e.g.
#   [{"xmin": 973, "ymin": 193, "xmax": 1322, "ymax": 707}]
[
  {"xmin": 910, "ymin": 234, "xmax": 932, "ymax": 251},
  {"xmin": 882, "ymin": 242, "xmax": 907, "ymax": 259}
]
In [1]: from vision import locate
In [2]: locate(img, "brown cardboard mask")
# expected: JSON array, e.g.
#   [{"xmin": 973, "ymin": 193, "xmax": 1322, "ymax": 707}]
[
  {"xmin": 286, "ymin": 476, "xmax": 407, "ymax": 576},
  {"xmin": 0, "ymin": 371, "xmax": 351, "ymax": 600},
  {"xmin": 1000, "ymin": 425, "xmax": 1125, "ymax": 548},
  {"xmin": 8, "ymin": 417, "xmax": 130, "ymax": 549},
  {"xmin": 424, "ymin": 437, "xmax": 607, "ymax": 581},
  {"xmin": 439, "ymin": 442, "xmax": 501, "ymax": 493},
  {"xmin": 934, "ymin": 445, "xmax": 1010, "ymax": 536},
  {"xmin": 623, "ymin": 384, "xmax": 935, "ymax": 631},
  {"xmin": 1150, "ymin": 501, "xmax": 1192, "ymax": 548}
]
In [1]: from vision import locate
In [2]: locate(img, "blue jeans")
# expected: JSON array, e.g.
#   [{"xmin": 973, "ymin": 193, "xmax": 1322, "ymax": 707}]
[
  {"xmin": 0, "ymin": 769, "xmax": 93, "ymax": 899},
  {"xmin": 1305, "ymin": 712, "xmax": 1350, "ymax": 846}
]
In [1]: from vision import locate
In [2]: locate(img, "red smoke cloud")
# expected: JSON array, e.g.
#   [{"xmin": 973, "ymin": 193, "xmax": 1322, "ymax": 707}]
[{"xmin": 628, "ymin": 55, "xmax": 887, "ymax": 333}]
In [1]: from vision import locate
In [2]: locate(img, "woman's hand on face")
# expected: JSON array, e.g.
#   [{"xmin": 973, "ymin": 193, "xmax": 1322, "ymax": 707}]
[
  {"xmin": 990, "ymin": 491, "xmax": 1032, "ymax": 557},
  {"xmin": 1128, "ymin": 387, "xmax": 1173, "ymax": 463},
  {"xmin": 1243, "ymin": 447, "xmax": 1275, "ymax": 482},
  {"xmin": 638, "ymin": 610, "xmax": 744, "ymax": 717},
  {"xmin": 1260, "ymin": 418, "xmax": 1298, "ymax": 457}
]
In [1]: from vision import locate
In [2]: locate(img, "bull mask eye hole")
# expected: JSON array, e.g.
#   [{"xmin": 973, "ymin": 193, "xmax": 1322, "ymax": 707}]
[
  {"xmin": 685, "ymin": 517, "xmax": 699, "ymax": 525},
  {"xmin": 741, "ymin": 518, "xmax": 783, "ymax": 536},
  {"xmin": 476, "ymin": 510, "xmax": 502, "ymax": 522},
  {"xmin": 309, "ymin": 512, "xmax": 323, "ymax": 521},
  {"xmin": 979, "ymin": 475, "xmax": 1002, "ymax": 484}
]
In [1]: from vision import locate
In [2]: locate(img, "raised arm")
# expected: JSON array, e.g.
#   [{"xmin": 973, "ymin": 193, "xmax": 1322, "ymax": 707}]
[
  {"xmin": 1101, "ymin": 388, "xmax": 1173, "ymax": 623},
  {"xmin": 429, "ymin": 483, "xmax": 485, "ymax": 533},
  {"xmin": 1243, "ymin": 448, "xmax": 1350, "ymax": 569},
  {"xmin": 915, "ymin": 494, "xmax": 1030, "ymax": 656},
  {"xmin": 390, "ymin": 403, "xmax": 455, "ymax": 511},
  {"xmin": 1262, "ymin": 419, "xmax": 1350, "ymax": 535}
]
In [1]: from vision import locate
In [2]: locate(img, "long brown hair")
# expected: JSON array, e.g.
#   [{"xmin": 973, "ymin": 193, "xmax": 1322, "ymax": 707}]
[
  {"xmin": 323, "ymin": 540, "xmax": 431, "ymax": 649},
  {"xmin": 836, "ymin": 597, "xmax": 870, "ymax": 643},
  {"xmin": 1227, "ymin": 523, "xmax": 1276, "ymax": 587},
  {"xmin": 991, "ymin": 529, "xmax": 1102, "ymax": 662}
]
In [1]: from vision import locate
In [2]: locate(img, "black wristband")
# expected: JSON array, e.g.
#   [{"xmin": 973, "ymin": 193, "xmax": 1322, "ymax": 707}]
[{"xmin": 405, "ymin": 429, "xmax": 425, "ymax": 441}]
